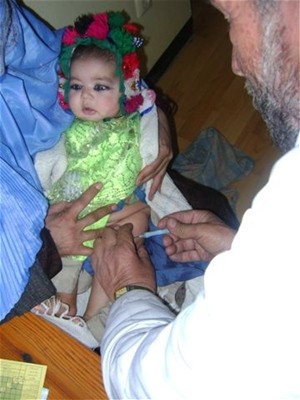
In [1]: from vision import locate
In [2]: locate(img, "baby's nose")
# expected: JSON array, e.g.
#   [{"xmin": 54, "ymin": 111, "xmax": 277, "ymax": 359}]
[{"xmin": 82, "ymin": 87, "xmax": 93, "ymax": 98}]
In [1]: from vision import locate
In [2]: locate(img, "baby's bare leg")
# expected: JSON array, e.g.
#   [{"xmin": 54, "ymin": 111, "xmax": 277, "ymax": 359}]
[
  {"xmin": 83, "ymin": 203, "xmax": 150, "ymax": 320},
  {"xmin": 52, "ymin": 259, "xmax": 82, "ymax": 316},
  {"xmin": 56, "ymin": 286, "xmax": 78, "ymax": 317},
  {"xmin": 83, "ymin": 277, "xmax": 110, "ymax": 321}
]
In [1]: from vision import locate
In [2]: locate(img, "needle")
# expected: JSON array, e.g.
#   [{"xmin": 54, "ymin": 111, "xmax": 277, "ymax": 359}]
[{"xmin": 138, "ymin": 228, "xmax": 170, "ymax": 239}]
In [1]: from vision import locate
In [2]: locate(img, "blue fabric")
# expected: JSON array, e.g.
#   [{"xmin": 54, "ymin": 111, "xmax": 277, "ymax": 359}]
[
  {"xmin": 172, "ymin": 127, "xmax": 254, "ymax": 190},
  {"xmin": 0, "ymin": 0, "xmax": 74, "ymax": 320},
  {"xmin": 0, "ymin": 146, "xmax": 48, "ymax": 321},
  {"xmin": 82, "ymin": 218, "xmax": 208, "ymax": 286},
  {"xmin": 82, "ymin": 258, "xmax": 95, "ymax": 276},
  {"xmin": 144, "ymin": 219, "xmax": 208, "ymax": 286},
  {"xmin": 172, "ymin": 127, "xmax": 255, "ymax": 209},
  {"xmin": 0, "ymin": 0, "xmax": 74, "ymax": 160}
]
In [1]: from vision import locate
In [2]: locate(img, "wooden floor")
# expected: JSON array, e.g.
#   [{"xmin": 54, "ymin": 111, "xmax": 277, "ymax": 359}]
[{"xmin": 156, "ymin": 0, "xmax": 281, "ymax": 220}]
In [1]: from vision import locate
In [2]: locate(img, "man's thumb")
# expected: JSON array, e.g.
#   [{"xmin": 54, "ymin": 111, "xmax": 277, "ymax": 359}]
[{"xmin": 167, "ymin": 218, "xmax": 190, "ymax": 239}]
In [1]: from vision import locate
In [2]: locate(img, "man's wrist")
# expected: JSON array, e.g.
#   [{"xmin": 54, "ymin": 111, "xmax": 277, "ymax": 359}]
[{"xmin": 114, "ymin": 285, "xmax": 155, "ymax": 300}]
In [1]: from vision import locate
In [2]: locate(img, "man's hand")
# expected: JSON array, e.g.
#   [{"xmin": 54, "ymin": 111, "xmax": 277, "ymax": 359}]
[
  {"xmin": 136, "ymin": 107, "xmax": 173, "ymax": 200},
  {"xmin": 46, "ymin": 183, "xmax": 115, "ymax": 257},
  {"xmin": 91, "ymin": 224, "xmax": 156, "ymax": 301},
  {"xmin": 159, "ymin": 210, "xmax": 237, "ymax": 262}
]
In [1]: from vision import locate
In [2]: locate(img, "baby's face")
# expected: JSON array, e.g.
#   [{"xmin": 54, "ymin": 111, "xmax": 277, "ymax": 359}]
[{"xmin": 68, "ymin": 57, "xmax": 121, "ymax": 121}]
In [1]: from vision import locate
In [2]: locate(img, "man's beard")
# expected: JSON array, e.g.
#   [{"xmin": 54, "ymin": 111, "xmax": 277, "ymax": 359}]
[
  {"xmin": 244, "ymin": 16, "xmax": 299, "ymax": 153},
  {"xmin": 245, "ymin": 79, "xmax": 299, "ymax": 153}
]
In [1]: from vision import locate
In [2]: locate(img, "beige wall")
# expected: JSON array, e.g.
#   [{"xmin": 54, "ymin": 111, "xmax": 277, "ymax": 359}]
[{"xmin": 24, "ymin": 0, "xmax": 192, "ymax": 72}]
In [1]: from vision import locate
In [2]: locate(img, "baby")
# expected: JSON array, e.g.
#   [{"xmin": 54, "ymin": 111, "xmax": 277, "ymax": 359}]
[
  {"xmin": 33, "ymin": 11, "xmax": 204, "ymax": 347},
  {"xmin": 34, "ymin": 11, "xmax": 155, "ymax": 322}
]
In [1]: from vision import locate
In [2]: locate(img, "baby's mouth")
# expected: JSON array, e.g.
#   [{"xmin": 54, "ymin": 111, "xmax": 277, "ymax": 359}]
[{"xmin": 82, "ymin": 107, "xmax": 96, "ymax": 115}]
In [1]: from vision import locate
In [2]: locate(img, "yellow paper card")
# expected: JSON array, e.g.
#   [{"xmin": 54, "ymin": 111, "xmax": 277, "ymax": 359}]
[{"xmin": 0, "ymin": 358, "xmax": 47, "ymax": 400}]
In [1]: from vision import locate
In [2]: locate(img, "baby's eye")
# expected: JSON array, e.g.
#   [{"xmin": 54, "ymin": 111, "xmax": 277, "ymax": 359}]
[
  {"xmin": 70, "ymin": 83, "xmax": 82, "ymax": 91},
  {"xmin": 94, "ymin": 84, "xmax": 109, "ymax": 91}
]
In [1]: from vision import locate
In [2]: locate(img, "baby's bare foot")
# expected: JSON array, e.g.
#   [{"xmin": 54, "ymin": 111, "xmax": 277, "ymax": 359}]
[{"xmin": 56, "ymin": 292, "xmax": 77, "ymax": 316}]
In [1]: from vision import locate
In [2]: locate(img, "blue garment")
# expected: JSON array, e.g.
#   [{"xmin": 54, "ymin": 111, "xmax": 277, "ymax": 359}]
[
  {"xmin": 0, "ymin": 0, "xmax": 73, "ymax": 320},
  {"xmin": 82, "ymin": 218, "xmax": 208, "ymax": 286},
  {"xmin": 0, "ymin": 147, "xmax": 48, "ymax": 320},
  {"xmin": 0, "ymin": 0, "xmax": 74, "ymax": 159}
]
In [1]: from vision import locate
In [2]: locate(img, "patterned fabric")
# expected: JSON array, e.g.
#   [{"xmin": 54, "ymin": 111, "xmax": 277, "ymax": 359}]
[{"xmin": 47, "ymin": 113, "xmax": 142, "ymax": 258}]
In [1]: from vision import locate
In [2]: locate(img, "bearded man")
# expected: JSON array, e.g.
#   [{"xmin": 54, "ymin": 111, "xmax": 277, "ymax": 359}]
[{"xmin": 91, "ymin": 1, "xmax": 300, "ymax": 398}]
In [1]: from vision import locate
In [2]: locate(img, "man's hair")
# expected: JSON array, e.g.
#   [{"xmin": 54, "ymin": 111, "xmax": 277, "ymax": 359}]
[{"xmin": 71, "ymin": 45, "xmax": 117, "ymax": 66}]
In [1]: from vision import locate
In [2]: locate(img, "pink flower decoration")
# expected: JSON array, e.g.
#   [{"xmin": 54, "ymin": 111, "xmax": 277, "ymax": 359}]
[
  {"xmin": 62, "ymin": 27, "xmax": 80, "ymax": 45},
  {"xmin": 86, "ymin": 13, "xmax": 109, "ymax": 39},
  {"xmin": 125, "ymin": 94, "xmax": 144, "ymax": 114}
]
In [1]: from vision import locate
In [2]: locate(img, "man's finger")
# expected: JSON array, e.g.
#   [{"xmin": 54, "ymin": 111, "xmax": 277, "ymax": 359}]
[
  {"xmin": 79, "ymin": 203, "xmax": 114, "ymax": 229},
  {"xmin": 48, "ymin": 201, "xmax": 70, "ymax": 215},
  {"xmin": 148, "ymin": 173, "xmax": 164, "ymax": 200},
  {"xmin": 82, "ymin": 227, "xmax": 103, "ymax": 241},
  {"xmin": 136, "ymin": 157, "xmax": 164, "ymax": 186},
  {"xmin": 137, "ymin": 243, "xmax": 151, "ymax": 262},
  {"xmin": 115, "ymin": 223, "xmax": 134, "ymax": 244},
  {"xmin": 170, "ymin": 250, "xmax": 203, "ymax": 263}
]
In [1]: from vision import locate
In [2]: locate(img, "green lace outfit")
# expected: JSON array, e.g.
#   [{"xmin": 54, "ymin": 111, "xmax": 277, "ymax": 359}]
[{"xmin": 47, "ymin": 112, "xmax": 142, "ymax": 256}]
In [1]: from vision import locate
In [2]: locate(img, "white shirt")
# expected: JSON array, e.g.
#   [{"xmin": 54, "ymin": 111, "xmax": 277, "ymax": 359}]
[{"xmin": 101, "ymin": 135, "xmax": 300, "ymax": 400}]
